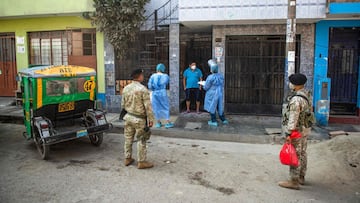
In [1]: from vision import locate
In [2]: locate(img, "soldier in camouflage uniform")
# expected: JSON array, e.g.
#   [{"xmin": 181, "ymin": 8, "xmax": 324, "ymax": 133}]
[
  {"xmin": 121, "ymin": 69, "xmax": 155, "ymax": 169},
  {"xmin": 279, "ymin": 73, "xmax": 313, "ymax": 190}
]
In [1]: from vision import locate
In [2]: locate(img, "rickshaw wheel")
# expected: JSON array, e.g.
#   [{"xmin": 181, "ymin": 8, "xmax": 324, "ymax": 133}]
[
  {"xmin": 34, "ymin": 127, "xmax": 50, "ymax": 160},
  {"xmin": 86, "ymin": 117, "xmax": 103, "ymax": 146},
  {"xmin": 89, "ymin": 133, "xmax": 103, "ymax": 146}
]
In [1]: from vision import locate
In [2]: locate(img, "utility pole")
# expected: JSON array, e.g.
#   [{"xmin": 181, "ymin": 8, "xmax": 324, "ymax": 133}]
[
  {"xmin": 284, "ymin": 0, "xmax": 297, "ymax": 100},
  {"xmin": 282, "ymin": 0, "xmax": 297, "ymax": 135}
]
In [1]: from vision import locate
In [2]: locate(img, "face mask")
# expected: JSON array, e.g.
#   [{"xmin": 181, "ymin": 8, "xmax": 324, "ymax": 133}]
[
  {"xmin": 289, "ymin": 83, "xmax": 295, "ymax": 91},
  {"xmin": 191, "ymin": 66, "xmax": 196, "ymax": 70}
]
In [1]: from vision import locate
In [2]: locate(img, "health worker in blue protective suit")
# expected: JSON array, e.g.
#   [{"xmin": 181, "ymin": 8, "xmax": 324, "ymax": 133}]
[
  {"xmin": 201, "ymin": 60, "xmax": 228, "ymax": 127},
  {"xmin": 148, "ymin": 64, "xmax": 174, "ymax": 129}
]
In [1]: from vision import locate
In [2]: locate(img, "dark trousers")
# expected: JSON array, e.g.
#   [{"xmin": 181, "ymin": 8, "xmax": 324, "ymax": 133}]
[{"xmin": 210, "ymin": 103, "xmax": 226, "ymax": 122}]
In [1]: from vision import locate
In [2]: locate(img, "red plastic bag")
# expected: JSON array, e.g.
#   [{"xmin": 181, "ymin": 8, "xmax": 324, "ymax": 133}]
[
  {"xmin": 290, "ymin": 130, "xmax": 302, "ymax": 139},
  {"xmin": 279, "ymin": 143, "xmax": 299, "ymax": 167}
]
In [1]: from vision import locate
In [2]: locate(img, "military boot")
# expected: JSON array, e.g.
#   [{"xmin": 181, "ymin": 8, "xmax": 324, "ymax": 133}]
[
  {"xmin": 124, "ymin": 158, "xmax": 135, "ymax": 166},
  {"xmin": 299, "ymin": 176, "xmax": 305, "ymax": 185},
  {"xmin": 278, "ymin": 179, "xmax": 300, "ymax": 190},
  {"xmin": 137, "ymin": 161, "xmax": 154, "ymax": 169}
]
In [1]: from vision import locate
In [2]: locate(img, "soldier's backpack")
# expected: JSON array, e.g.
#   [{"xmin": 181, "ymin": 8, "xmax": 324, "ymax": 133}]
[{"xmin": 291, "ymin": 94, "xmax": 316, "ymax": 128}]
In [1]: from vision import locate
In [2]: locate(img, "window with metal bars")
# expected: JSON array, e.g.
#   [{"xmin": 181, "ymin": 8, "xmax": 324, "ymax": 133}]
[
  {"xmin": 68, "ymin": 29, "xmax": 96, "ymax": 56},
  {"xmin": 28, "ymin": 31, "xmax": 68, "ymax": 66}
]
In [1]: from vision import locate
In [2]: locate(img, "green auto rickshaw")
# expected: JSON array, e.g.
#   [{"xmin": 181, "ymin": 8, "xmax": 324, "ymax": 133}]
[{"xmin": 19, "ymin": 65, "xmax": 112, "ymax": 159}]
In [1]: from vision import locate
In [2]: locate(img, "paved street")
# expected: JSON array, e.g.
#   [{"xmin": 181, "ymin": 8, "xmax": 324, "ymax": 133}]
[{"xmin": 0, "ymin": 123, "xmax": 359, "ymax": 203}]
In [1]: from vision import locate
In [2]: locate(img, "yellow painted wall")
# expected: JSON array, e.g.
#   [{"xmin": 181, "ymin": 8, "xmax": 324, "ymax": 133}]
[
  {"xmin": 96, "ymin": 32, "xmax": 105, "ymax": 93},
  {"xmin": 0, "ymin": 16, "xmax": 105, "ymax": 93},
  {"xmin": 0, "ymin": 0, "xmax": 94, "ymax": 18}
]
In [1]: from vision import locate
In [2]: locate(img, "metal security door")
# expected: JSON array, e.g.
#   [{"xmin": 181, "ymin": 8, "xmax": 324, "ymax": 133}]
[
  {"xmin": 225, "ymin": 35, "xmax": 300, "ymax": 115},
  {"xmin": 0, "ymin": 33, "xmax": 17, "ymax": 96},
  {"xmin": 328, "ymin": 28, "xmax": 360, "ymax": 115}
]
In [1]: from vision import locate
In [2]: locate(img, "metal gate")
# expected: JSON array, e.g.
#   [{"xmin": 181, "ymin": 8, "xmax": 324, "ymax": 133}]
[
  {"xmin": 0, "ymin": 33, "xmax": 17, "ymax": 96},
  {"xmin": 225, "ymin": 35, "xmax": 300, "ymax": 115},
  {"xmin": 328, "ymin": 27, "xmax": 359, "ymax": 115}
]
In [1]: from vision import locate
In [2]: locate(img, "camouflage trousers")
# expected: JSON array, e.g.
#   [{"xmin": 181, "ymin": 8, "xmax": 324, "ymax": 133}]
[
  {"xmin": 124, "ymin": 119, "xmax": 147, "ymax": 162},
  {"xmin": 290, "ymin": 128, "xmax": 310, "ymax": 180}
]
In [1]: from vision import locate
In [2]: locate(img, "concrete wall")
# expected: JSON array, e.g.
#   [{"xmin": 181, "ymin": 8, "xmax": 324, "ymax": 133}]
[
  {"xmin": 179, "ymin": 0, "xmax": 326, "ymax": 23},
  {"xmin": 213, "ymin": 23, "xmax": 315, "ymax": 91},
  {"xmin": 104, "ymin": 39, "xmax": 122, "ymax": 112},
  {"xmin": 169, "ymin": 24, "xmax": 180, "ymax": 114}
]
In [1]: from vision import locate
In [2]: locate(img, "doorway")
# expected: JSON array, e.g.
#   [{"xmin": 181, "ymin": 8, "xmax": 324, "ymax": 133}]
[
  {"xmin": 225, "ymin": 35, "xmax": 301, "ymax": 115},
  {"xmin": 179, "ymin": 33, "xmax": 212, "ymax": 111},
  {"xmin": 328, "ymin": 27, "xmax": 360, "ymax": 115},
  {"xmin": 0, "ymin": 33, "xmax": 17, "ymax": 96}
]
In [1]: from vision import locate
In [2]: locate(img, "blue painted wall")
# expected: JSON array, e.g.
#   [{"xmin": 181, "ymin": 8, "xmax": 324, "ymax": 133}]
[
  {"xmin": 329, "ymin": 2, "xmax": 360, "ymax": 14},
  {"xmin": 96, "ymin": 93, "xmax": 106, "ymax": 108},
  {"xmin": 314, "ymin": 20, "xmax": 360, "ymax": 125}
]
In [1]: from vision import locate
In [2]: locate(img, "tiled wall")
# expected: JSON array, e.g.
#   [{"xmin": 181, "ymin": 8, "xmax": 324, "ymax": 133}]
[{"xmin": 179, "ymin": 0, "xmax": 326, "ymax": 22}]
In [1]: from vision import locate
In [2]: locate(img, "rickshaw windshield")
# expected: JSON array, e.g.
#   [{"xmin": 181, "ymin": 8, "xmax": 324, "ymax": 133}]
[
  {"xmin": 39, "ymin": 76, "xmax": 96, "ymax": 106},
  {"xmin": 46, "ymin": 77, "xmax": 88, "ymax": 96}
]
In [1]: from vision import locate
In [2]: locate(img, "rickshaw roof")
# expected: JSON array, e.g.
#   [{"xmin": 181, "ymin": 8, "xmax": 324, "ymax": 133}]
[{"xmin": 19, "ymin": 65, "xmax": 96, "ymax": 78}]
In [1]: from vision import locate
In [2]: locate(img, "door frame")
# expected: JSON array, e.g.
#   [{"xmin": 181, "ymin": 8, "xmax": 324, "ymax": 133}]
[{"xmin": 314, "ymin": 20, "xmax": 360, "ymax": 124}]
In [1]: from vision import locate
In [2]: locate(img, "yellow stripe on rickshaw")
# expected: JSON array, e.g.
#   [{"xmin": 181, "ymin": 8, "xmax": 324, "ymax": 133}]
[
  {"xmin": 90, "ymin": 76, "xmax": 95, "ymax": 101},
  {"xmin": 37, "ymin": 78, "xmax": 43, "ymax": 108}
]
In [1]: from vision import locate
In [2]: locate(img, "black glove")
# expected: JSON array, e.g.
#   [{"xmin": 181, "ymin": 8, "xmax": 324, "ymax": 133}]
[
  {"xmin": 119, "ymin": 109, "xmax": 127, "ymax": 120},
  {"xmin": 142, "ymin": 126, "xmax": 151, "ymax": 141}
]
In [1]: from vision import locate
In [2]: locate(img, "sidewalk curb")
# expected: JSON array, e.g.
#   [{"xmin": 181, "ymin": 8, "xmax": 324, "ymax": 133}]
[
  {"xmin": 110, "ymin": 123, "xmax": 272, "ymax": 144},
  {"xmin": 0, "ymin": 115, "xmax": 271, "ymax": 144},
  {"xmin": 0, "ymin": 115, "xmax": 24, "ymax": 124}
]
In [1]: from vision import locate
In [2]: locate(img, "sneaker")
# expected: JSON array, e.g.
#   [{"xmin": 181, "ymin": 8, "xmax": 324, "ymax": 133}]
[
  {"xmin": 165, "ymin": 123, "xmax": 174, "ymax": 129},
  {"xmin": 222, "ymin": 120, "xmax": 229, "ymax": 125},
  {"xmin": 155, "ymin": 122, "xmax": 162, "ymax": 128},
  {"xmin": 208, "ymin": 121, "xmax": 218, "ymax": 127}
]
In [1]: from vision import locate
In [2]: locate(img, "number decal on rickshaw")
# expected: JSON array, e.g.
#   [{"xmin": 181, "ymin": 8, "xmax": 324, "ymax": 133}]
[
  {"xmin": 84, "ymin": 80, "xmax": 96, "ymax": 92},
  {"xmin": 76, "ymin": 129, "xmax": 88, "ymax": 138},
  {"xmin": 58, "ymin": 101, "xmax": 75, "ymax": 112}
]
